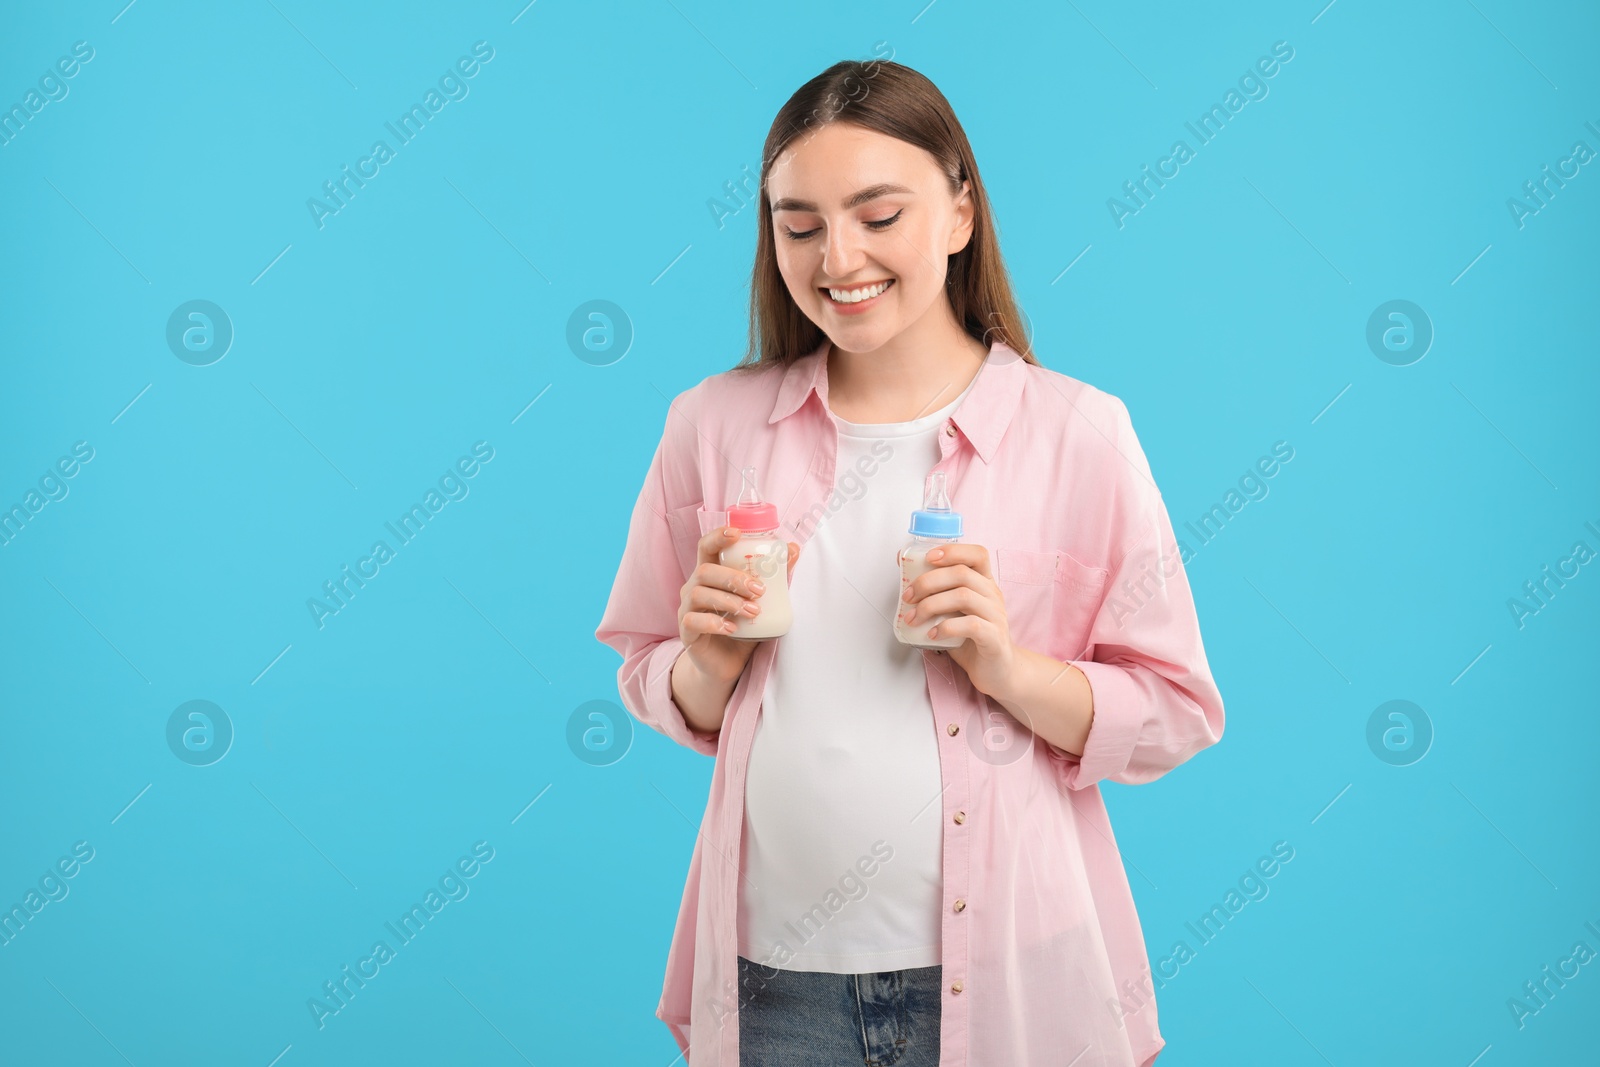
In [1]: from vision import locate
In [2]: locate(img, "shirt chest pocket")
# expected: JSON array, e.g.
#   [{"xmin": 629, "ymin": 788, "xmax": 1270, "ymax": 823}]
[
  {"xmin": 666, "ymin": 504, "xmax": 730, "ymax": 580},
  {"xmin": 994, "ymin": 547, "xmax": 1109, "ymax": 663}
]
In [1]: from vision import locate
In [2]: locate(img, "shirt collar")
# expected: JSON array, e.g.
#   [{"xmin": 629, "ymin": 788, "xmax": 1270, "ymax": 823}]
[{"xmin": 768, "ymin": 337, "xmax": 1026, "ymax": 465}]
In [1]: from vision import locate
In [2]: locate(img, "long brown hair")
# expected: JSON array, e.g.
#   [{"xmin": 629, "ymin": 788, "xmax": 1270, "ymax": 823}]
[{"xmin": 733, "ymin": 59, "xmax": 1038, "ymax": 372}]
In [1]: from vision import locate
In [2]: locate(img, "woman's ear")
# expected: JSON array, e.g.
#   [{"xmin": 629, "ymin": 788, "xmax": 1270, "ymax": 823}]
[{"xmin": 946, "ymin": 179, "xmax": 977, "ymax": 255}]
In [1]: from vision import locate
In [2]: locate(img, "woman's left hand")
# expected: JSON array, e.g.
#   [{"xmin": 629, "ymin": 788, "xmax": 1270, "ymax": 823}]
[{"xmin": 900, "ymin": 543, "xmax": 1018, "ymax": 699}]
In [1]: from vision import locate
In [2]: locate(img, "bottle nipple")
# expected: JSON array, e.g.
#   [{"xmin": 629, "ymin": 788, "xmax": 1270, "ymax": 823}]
[{"xmin": 737, "ymin": 466, "xmax": 760, "ymax": 507}]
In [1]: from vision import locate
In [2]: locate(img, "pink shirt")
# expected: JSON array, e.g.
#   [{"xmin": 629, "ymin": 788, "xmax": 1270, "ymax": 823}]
[{"xmin": 594, "ymin": 339, "xmax": 1225, "ymax": 1066}]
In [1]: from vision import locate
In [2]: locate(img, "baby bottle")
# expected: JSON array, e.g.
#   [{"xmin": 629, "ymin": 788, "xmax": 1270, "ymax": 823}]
[
  {"xmin": 894, "ymin": 471, "xmax": 964, "ymax": 650},
  {"xmin": 721, "ymin": 466, "xmax": 793, "ymax": 640}
]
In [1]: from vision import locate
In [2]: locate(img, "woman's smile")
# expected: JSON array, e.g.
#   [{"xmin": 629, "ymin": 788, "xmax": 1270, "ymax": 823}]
[{"xmin": 821, "ymin": 277, "xmax": 895, "ymax": 314}]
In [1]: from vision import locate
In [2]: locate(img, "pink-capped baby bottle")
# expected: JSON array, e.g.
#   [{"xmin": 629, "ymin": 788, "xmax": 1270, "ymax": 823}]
[{"xmin": 720, "ymin": 466, "xmax": 793, "ymax": 640}]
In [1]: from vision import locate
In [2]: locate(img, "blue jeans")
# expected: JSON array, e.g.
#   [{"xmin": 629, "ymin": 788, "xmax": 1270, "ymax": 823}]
[{"xmin": 736, "ymin": 954, "xmax": 942, "ymax": 1066}]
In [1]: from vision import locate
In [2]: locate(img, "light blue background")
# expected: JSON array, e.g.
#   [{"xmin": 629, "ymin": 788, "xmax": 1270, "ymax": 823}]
[{"xmin": 1, "ymin": 1, "xmax": 1596, "ymax": 1064}]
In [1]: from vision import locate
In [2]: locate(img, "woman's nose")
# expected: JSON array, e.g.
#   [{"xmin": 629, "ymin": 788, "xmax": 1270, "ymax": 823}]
[{"xmin": 822, "ymin": 223, "xmax": 867, "ymax": 278}]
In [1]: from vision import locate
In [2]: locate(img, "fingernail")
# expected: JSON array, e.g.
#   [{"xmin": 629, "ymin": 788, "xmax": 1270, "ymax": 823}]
[
  {"xmin": 928, "ymin": 548, "xmax": 944, "ymax": 561},
  {"xmin": 750, "ymin": 581, "xmax": 765, "ymax": 594},
  {"xmin": 724, "ymin": 527, "xmax": 739, "ymax": 537}
]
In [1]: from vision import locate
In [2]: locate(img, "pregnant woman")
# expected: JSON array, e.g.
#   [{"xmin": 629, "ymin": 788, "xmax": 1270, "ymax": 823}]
[{"xmin": 596, "ymin": 57, "xmax": 1225, "ymax": 1067}]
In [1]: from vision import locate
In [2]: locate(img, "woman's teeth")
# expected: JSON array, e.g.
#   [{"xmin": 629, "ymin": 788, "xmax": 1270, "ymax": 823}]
[{"xmin": 826, "ymin": 279, "xmax": 893, "ymax": 304}]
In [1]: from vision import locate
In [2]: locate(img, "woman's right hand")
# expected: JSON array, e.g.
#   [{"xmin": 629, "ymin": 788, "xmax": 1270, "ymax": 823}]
[{"xmin": 678, "ymin": 526, "xmax": 799, "ymax": 684}]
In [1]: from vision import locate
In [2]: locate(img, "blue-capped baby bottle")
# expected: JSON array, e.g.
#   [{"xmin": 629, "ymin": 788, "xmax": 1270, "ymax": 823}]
[{"xmin": 894, "ymin": 471, "xmax": 964, "ymax": 650}]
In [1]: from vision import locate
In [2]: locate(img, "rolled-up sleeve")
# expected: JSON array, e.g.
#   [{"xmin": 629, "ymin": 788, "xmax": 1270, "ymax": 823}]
[
  {"xmin": 1055, "ymin": 396, "xmax": 1225, "ymax": 789},
  {"xmin": 594, "ymin": 418, "xmax": 722, "ymax": 758}
]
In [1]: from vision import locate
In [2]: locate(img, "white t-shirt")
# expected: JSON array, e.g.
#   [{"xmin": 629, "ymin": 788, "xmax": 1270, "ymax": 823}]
[{"xmin": 737, "ymin": 374, "xmax": 978, "ymax": 973}]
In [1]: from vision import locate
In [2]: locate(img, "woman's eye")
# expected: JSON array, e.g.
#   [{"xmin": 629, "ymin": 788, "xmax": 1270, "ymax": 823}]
[{"xmin": 780, "ymin": 209, "xmax": 904, "ymax": 242}]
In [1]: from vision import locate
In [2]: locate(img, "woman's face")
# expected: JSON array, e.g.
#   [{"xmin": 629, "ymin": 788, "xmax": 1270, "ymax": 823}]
[{"xmin": 767, "ymin": 122, "xmax": 975, "ymax": 352}]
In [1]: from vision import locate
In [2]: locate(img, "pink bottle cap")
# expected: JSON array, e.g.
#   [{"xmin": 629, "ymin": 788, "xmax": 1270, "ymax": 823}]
[{"xmin": 728, "ymin": 501, "xmax": 778, "ymax": 531}]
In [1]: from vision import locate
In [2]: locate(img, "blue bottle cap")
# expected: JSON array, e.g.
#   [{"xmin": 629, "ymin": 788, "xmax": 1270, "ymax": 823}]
[{"xmin": 909, "ymin": 509, "xmax": 962, "ymax": 538}]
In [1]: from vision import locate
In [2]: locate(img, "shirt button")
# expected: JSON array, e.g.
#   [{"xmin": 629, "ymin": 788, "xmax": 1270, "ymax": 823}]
[
  {"xmin": 953, "ymin": 898, "xmax": 966, "ymax": 912},
  {"xmin": 947, "ymin": 723, "xmax": 959, "ymax": 736},
  {"xmin": 944, "ymin": 425, "xmax": 956, "ymax": 437},
  {"xmin": 950, "ymin": 980, "xmax": 964, "ymax": 994},
  {"xmin": 953, "ymin": 810, "xmax": 966, "ymax": 824}
]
